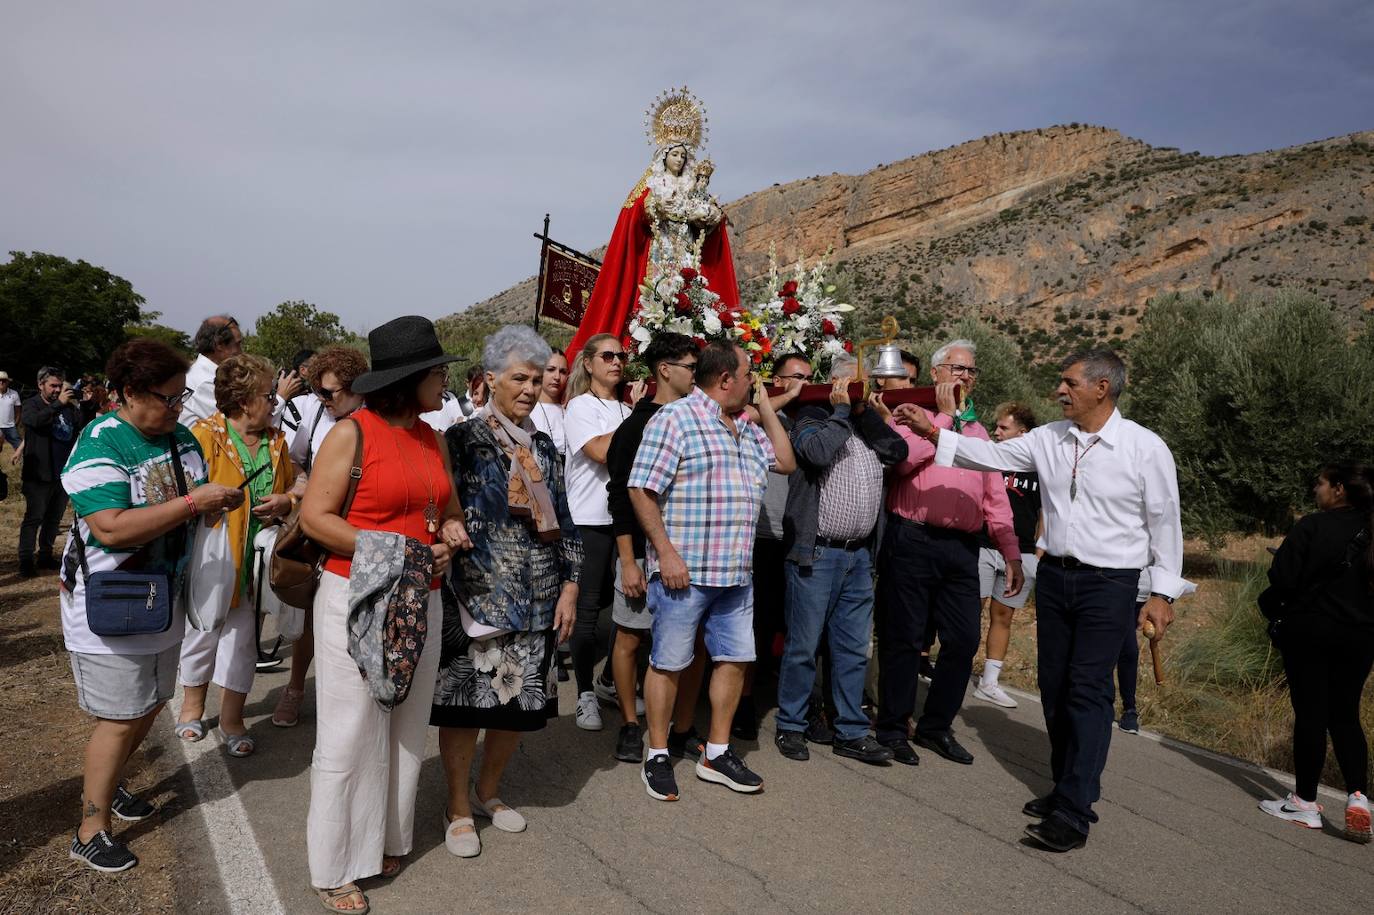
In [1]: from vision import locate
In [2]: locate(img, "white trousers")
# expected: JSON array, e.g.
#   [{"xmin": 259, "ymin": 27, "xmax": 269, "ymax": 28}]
[
  {"xmin": 178, "ymin": 592, "xmax": 258, "ymax": 694},
  {"xmin": 306, "ymin": 571, "xmax": 442, "ymax": 889}
]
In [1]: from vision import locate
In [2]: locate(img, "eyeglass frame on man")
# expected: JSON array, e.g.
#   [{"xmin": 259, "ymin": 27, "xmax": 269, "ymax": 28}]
[
  {"xmin": 936, "ymin": 362, "xmax": 980, "ymax": 378},
  {"xmin": 660, "ymin": 360, "xmax": 698, "ymax": 373}
]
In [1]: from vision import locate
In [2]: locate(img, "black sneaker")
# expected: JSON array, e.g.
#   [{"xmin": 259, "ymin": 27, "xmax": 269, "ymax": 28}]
[
  {"xmin": 667, "ymin": 725, "xmax": 705, "ymax": 761},
  {"xmin": 833, "ymin": 735, "xmax": 895, "ymax": 765},
  {"xmin": 804, "ymin": 714, "xmax": 834, "ymax": 745},
  {"xmin": 615, "ymin": 723, "xmax": 644, "ymax": 763},
  {"xmin": 70, "ymin": 829, "xmax": 138, "ymax": 873},
  {"xmin": 18, "ymin": 558, "xmax": 36, "ymax": 579},
  {"xmin": 695, "ymin": 748, "xmax": 763, "ymax": 793},
  {"xmin": 774, "ymin": 729, "xmax": 810, "ymax": 761},
  {"xmin": 111, "ymin": 785, "xmax": 156, "ymax": 822},
  {"xmin": 1118, "ymin": 709, "xmax": 1140, "ymax": 735},
  {"xmin": 642, "ymin": 753, "xmax": 679, "ymax": 801},
  {"xmin": 37, "ymin": 554, "xmax": 61, "ymax": 570}
]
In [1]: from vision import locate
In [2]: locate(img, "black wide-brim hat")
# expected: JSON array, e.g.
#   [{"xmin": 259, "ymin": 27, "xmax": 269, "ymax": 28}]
[{"xmin": 351, "ymin": 315, "xmax": 461, "ymax": 395}]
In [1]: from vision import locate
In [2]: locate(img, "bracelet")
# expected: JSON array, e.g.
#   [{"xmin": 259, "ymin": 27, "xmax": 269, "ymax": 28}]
[
  {"xmin": 183, "ymin": 494, "xmax": 198, "ymax": 517},
  {"xmin": 923, "ymin": 426, "xmax": 941, "ymax": 443}
]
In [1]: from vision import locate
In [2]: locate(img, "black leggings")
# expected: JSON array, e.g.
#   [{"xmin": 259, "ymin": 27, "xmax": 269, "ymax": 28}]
[
  {"xmin": 572, "ymin": 524, "xmax": 616, "ymax": 694},
  {"xmin": 1281, "ymin": 618, "xmax": 1374, "ymax": 801}
]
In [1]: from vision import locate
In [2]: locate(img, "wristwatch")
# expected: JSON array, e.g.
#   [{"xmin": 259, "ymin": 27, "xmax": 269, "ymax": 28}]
[{"xmin": 1150, "ymin": 592, "xmax": 1175, "ymax": 604}]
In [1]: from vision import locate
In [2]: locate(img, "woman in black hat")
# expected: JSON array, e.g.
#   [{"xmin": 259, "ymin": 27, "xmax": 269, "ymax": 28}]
[{"xmin": 299, "ymin": 316, "xmax": 473, "ymax": 914}]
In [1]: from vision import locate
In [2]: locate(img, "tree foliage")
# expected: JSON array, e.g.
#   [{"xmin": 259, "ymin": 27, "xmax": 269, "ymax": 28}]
[
  {"xmin": 242, "ymin": 300, "xmax": 358, "ymax": 368},
  {"xmin": 1128, "ymin": 291, "xmax": 1374, "ymax": 542},
  {"xmin": 124, "ymin": 311, "xmax": 192, "ymax": 356},
  {"xmin": 0, "ymin": 251, "xmax": 146, "ymax": 388}
]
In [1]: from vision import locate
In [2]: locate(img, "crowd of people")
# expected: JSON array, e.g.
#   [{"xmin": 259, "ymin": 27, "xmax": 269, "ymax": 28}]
[{"xmin": 4, "ymin": 310, "xmax": 1370, "ymax": 912}]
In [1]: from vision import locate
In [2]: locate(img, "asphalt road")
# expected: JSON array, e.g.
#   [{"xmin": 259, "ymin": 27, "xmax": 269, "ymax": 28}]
[{"xmin": 163, "ymin": 658, "xmax": 1374, "ymax": 915}]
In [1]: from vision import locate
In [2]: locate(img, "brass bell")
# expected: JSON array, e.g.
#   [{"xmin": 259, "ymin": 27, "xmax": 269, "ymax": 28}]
[{"xmin": 869, "ymin": 343, "xmax": 908, "ymax": 378}]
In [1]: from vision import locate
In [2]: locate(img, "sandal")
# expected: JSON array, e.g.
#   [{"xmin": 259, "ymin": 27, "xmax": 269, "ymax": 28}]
[
  {"xmin": 379, "ymin": 856, "xmax": 402, "ymax": 879},
  {"xmin": 219, "ymin": 729, "xmax": 255, "ymax": 758},
  {"xmin": 316, "ymin": 884, "xmax": 369, "ymax": 914},
  {"xmin": 272, "ymin": 686, "xmax": 305, "ymax": 728},
  {"xmin": 176, "ymin": 719, "xmax": 205, "ymax": 742}
]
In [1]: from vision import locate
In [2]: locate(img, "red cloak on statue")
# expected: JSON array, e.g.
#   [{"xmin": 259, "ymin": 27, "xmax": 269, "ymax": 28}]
[{"xmin": 567, "ymin": 185, "xmax": 739, "ymax": 358}]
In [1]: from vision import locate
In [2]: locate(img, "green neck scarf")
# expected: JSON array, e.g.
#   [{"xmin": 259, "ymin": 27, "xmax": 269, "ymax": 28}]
[{"xmin": 952, "ymin": 398, "xmax": 978, "ymax": 432}]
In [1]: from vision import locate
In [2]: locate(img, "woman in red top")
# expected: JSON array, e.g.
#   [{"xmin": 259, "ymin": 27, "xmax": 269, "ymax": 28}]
[{"xmin": 300, "ymin": 316, "xmax": 471, "ymax": 915}]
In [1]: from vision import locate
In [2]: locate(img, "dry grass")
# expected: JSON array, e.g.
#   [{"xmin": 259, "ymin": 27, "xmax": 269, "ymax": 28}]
[
  {"xmin": 0, "ymin": 460, "xmax": 177, "ymax": 915},
  {"xmin": 989, "ymin": 534, "xmax": 1374, "ymax": 787}
]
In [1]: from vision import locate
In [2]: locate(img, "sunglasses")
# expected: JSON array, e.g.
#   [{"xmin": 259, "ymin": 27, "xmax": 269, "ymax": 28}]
[
  {"xmin": 597, "ymin": 351, "xmax": 629, "ymax": 364},
  {"xmin": 316, "ymin": 386, "xmax": 342, "ymax": 402}
]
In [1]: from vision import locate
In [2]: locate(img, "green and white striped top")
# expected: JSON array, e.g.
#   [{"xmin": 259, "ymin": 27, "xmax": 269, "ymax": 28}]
[{"xmin": 60, "ymin": 412, "xmax": 207, "ymax": 655}]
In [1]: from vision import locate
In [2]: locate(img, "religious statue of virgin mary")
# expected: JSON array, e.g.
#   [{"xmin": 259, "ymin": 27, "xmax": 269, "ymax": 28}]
[{"xmin": 567, "ymin": 87, "xmax": 740, "ymax": 356}]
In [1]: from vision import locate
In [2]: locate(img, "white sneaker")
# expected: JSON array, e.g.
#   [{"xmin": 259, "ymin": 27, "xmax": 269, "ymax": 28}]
[
  {"xmin": 594, "ymin": 678, "xmax": 645, "ymax": 716},
  {"xmin": 1346, "ymin": 791, "xmax": 1372, "ymax": 843},
  {"xmin": 575, "ymin": 691, "xmax": 603, "ymax": 731},
  {"xmin": 973, "ymin": 682, "xmax": 1018, "ymax": 709},
  {"xmin": 1259, "ymin": 793, "xmax": 1323, "ymax": 829}
]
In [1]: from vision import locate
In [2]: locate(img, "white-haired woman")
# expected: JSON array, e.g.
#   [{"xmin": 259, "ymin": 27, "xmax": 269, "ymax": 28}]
[{"xmin": 432, "ymin": 324, "xmax": 582, "ymax": 859}]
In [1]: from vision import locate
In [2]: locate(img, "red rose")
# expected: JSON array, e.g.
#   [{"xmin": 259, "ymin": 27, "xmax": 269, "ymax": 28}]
[
  {"xmin": 782, "ymin": 297, "xmax": 801, "ymax": 316},
  {"xmin": 680, "ymin": 267, "xmax": 699, "ymax": 282},
  {"xmin": 675, "ymin": 292, "xmax": 693, "ymax": 315},
  {"xmin": 692, "ymin": 336, "xmax": 706, "ymax": 349},
  {"xmin": 718, "ymin": 309, "xmax": 735, "ymax": 328},
  {"xmin": 752, "ymin": 351, "xmax": 763, "ymax": 365},
  {"xmin": 780, "ymin": 280, "xmax": 798, "ymax": 296},
  {"xmin": 822, "ymin": 319, "xmax": 838, "ymax": 336},
  {"xmin": 843, "ymin": 339, "xmax": 854, "ymax": 353}
]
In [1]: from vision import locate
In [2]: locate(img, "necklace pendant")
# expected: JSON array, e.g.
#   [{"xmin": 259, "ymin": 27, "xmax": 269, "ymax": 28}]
[
  {"xmin": 1070, "ymin": 479, "xmax": 1078, "ymax": 502},
  {"xmin": 424, "ymin": 501, "xmax": 439, "ymax": 535}
]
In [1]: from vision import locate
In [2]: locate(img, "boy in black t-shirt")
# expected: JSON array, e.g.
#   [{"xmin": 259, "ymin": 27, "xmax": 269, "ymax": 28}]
[{"xmin": 972, "ymin": 403, "xmax": 1043, "ymax": 709}]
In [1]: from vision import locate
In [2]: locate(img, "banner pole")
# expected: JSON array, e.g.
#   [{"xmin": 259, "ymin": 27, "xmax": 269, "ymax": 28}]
[{"xmin": 533, "ymin": 213, "xmax": 551, "ymax": 332}]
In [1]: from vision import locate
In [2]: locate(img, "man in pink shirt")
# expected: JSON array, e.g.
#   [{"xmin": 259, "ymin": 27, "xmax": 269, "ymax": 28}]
[{"xmin": 875, "ymin": 340, "xmax": 1023, "ymax": 765}]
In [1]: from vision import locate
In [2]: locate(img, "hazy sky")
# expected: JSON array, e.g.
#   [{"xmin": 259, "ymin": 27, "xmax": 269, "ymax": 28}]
[{"xmin": 3, "ymin": 1, "xmax": 1370, "ymax": 336}]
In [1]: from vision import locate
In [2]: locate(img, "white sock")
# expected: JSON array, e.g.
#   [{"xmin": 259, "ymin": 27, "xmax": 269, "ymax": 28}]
[
  {"xmin": 705, "ymin": 741, "xmax": 729, "ymax": 760},
  {"xmin": 646, "ymin": 747, "xmax": 668, "ymax": 761},
  {"xmin": 982, "ymin": 659, "xmax": 1003, "ymax": 687}
]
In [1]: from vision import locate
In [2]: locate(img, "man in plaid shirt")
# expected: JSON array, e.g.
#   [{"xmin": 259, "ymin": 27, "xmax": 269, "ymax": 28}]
[{"xmin": 630, "ymin": 341, "xmax": 795, "ymax": 801}]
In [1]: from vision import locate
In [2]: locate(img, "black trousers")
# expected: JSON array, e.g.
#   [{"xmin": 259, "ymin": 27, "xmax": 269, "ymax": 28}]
[
  {"xmin": 1281, "ymin": 617, "xmax": 1374, "ymax": 800},
  {"xmin": 19, "ymin": 479, "xmax": 69, "ymax": 562},
  {"xmin": 1117, "ymin": 602, "xmax": 1143, "ymax": 712},
  {"xmin": 571, "ymin": 524, "xmax": 616, "ymax": 694},
  {"xmin": 1036, "ymin": 561, "xmax": 1139, "ymax": 835},
  {"xmin": 875, "ymin": 516, "xmax": 980, "ymax": 743}
]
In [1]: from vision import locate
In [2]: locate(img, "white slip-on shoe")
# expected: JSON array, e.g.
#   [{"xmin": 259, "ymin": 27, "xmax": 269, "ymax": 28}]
[
  {"xmin": 470, "ymin": 790, "xmax": 527, "ymax": 833},
  {"xmin": 973, "ymin": 682, "xmax": 1018, "ymax": 709},
  {"xmin": 1259, "ymin": 793, "xmax": 1323, "ymax": 829},
  {"xmin": 442, "ymin": 812, "xmax": 480, "ymax": 858}
]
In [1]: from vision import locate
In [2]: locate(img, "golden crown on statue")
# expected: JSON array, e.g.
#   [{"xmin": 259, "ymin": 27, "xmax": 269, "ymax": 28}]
[{"xmin": 645, "ymin": 86, "xmax": 708, "ymax": 150}]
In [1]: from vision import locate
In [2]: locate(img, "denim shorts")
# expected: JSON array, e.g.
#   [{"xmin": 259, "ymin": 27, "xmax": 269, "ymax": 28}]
[
  {"xmin": 70, "ymin": 644, "xmax": 180, "ymax": 720},
  {"xmin": 647, "ymin": 580, "xmax": 755, "ymax": 671}
]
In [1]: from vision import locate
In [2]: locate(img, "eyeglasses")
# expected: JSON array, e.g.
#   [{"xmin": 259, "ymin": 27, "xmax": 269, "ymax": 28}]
[
  {"xmin": 597, "ymin": 351, "xmax": 629, "ymax": 364},
  {"xmin": 937, "ymin": 363, "xmax": 980, "ymax": 378},
  {"xmin": 316, "ymin": 386, "xmax": 341, "ymax": 402},
  {"xmin": 151, "ymin": 388, "xmax": 194, "ymax": 411},
  {"xmin": 263, "ymin": 391, "xmax": 279, "ymax": 406},
  {"xmin": 774, "ymin": 372, "xmax": 810, "ymax": 382},
  {"xmin": 662, "ymin": 361, "xmax": 698, "ymax": 373}
]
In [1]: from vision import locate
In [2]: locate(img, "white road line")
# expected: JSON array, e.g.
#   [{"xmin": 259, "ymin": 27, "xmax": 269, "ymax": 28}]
[
  {"xmin": 170, "ymin": 688, "xmax": 288, "ymax": 915},
  {"xmin": 994, "ymin": 681, "xmax": 1347, "ymax": 804}
]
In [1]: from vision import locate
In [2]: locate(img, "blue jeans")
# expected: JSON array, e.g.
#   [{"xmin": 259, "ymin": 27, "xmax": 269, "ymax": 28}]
[
  {"xmin": 0, "ymin": 426, "xmax": 19, "ymax": 451},
  {"xmin": 776, "ymin": 545, "xmax": 875, "ymax": 742},
  {"xmin": 647, "ymin": 580, "xmax": 755, "ymax": 671},
  {"xmin": 1036, "ymin": 561, "xmax": 1140, "ymax": 835}
]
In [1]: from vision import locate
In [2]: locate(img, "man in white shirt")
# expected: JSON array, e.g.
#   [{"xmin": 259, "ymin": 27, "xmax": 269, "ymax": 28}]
[
  {"xmin": 0, "ymin": 371, "xmax": 21, "ymax": 454},
  {"xmin": 894, "ymin": 348, "xmax": 1186, "ymax": 853},
  {"xmin": 419, "ymin": 386, "xmax": 467, "ymax": 434},
  {"xmin": 179, "ymin": 315, "xmax": 243, "ymax": 427}
]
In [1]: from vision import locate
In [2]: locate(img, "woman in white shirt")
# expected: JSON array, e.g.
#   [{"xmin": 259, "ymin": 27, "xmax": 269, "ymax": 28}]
[
  {"xmin": 530, "ymin": 351, "xmax": 569, "ymax": 459},
  {"xmin": 563, "ymin": 334, "xmax": 635, "ymax": 731}
]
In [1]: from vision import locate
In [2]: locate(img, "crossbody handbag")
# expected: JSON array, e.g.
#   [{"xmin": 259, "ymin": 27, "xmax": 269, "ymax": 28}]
[
  {"xmin": 270, "ymin": 417, "xmax": 363, "ymax": 609},
  {"xmin": 79, "ymin": 434, "xmax": 189, "ymax": 636}
]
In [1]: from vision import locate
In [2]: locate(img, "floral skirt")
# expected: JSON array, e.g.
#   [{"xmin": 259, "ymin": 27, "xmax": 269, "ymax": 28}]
[{"xmin": 429, "ymin": 627, "xmax": 558, "ymax": 732}]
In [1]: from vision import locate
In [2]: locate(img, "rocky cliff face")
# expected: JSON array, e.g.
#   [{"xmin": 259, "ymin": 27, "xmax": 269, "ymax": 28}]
[{"xmin": 457, "ymin": 125, "xmax": 1374, "ymax": 358}]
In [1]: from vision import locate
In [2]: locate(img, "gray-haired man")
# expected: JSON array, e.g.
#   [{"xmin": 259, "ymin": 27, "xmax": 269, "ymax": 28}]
[{"xmin": 179, "ymin": 315, "xmax": 242, "ymax": 427}]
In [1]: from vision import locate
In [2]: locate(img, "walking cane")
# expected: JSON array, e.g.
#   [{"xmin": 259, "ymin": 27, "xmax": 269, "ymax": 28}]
[{"xmin": 1141, "ymin": 619, "xmax": 1164, "ymax": 686}]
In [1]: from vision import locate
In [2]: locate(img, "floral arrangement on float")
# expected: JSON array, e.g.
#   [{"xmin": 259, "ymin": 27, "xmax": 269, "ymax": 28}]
[{"xmin": 626, "ymin": 245, "xmax": 854, "ymax": 378}]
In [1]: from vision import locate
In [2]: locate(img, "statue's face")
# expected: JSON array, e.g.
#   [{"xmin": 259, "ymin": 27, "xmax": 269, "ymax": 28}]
[{"xmin": 664, "ymin": 146, "xmax": 688, "ymax": 176}]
